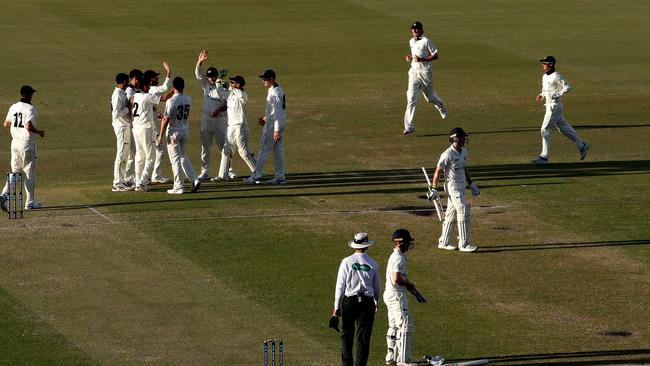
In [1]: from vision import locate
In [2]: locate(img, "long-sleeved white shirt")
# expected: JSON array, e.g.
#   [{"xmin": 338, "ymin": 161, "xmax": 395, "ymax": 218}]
[
  {"xmin": 333, "ymin": 252, "xmax": 381, "ymax": 311},
  {"xmin": 111, "ymin": 87, "xmax": 130, "ymax": 127},
  {"xmin": 195, "ymin": 65, "xmax": 229, "ymax": 120},
  {"xmin": 540, "ymin": 71, "xmax": 571, "ymax": 106},
  {"xmin": 265, "ymin": 84, "xmax": 286, "ymax": 132},
  {"xmin": 226, "ymin": 88, "xmax": 248, "ymax": 126}
]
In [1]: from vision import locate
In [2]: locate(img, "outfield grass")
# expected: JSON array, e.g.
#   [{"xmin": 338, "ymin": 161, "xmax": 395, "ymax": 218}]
[{"xmin": 1, "ymin": 0, "xmax": 649, "ymax": 365}]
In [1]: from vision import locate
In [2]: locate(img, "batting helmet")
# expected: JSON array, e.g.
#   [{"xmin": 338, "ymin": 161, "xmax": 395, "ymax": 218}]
[{"xmin": 449, "ymin": 127, "xmax": 468, "ymax": 142}]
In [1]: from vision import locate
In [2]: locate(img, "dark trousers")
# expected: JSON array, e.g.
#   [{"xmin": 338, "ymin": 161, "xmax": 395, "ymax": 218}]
[{"xmin": 341, "ymin": 295, "xmax": 375, "ymax": 366}]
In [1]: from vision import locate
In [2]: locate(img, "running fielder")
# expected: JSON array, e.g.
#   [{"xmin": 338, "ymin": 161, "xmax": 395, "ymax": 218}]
[
  {"xmin": 403, "ymin": 21, "xmax": 447, "ymax": 135},
  {"xmin": 531, "ymin": 56, "xmax": 589, "ymax": 164},
  {"xmin": 431, "ymin": 127, "xmax": 479, "ymax": 252}
]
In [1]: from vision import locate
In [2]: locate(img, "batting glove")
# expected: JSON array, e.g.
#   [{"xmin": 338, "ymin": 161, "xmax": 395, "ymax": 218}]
[
  {"xmin": 426, "ymin": 187, "xmax": 439, "ymax": 201},
  {"xmin": 470, "ymin": 182, "xmax": 480, "ymax": 196}
]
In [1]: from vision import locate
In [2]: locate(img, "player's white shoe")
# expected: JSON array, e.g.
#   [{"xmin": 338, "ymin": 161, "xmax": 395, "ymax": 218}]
[
  {"xmin": 531, "ymin": 156, "xmax": 549, "ymax": 165},
  {"xmin": 438, "ymin": 242, "xmax": 456, "ymax": 250},
  {"xmin": 437, "ymin": 105, "xmax": 448, "ymax": 120},
  {"xmin": 210, "ymin": 176, "xmax": 228, "ymax": 182},
  {"xmin": 459, "ymin": 244, "xmax": 477, "ymax": 252},
  {"xmin": 403, "ymin": 128, "xmax": 415, "ymax": 135},
  {"xmin": 579, "ymin": 142, "xmax": 590, "ymax": 160},
  {"xmin": 135, "ymin": 184, "xmax": 150, "ymax": 192},
  {"xmin": 197, "ymin": 172, "xmax": 210, "ymax": 181},
  {"xmin": 167, "ymin": 188, "xmax": 183, "ymax": 194},
  {"xmin": 228, "ymin": 169, "xmax": 237, "ymax": 179},
  {"xmin": 25, "ymin": 201, "xmax": 42, "ymax": 210},
  {"xmin": 191, "ymin": 179, "xmax": 201, "ymax": 193},
  {"xmin": 153, "ymin": 177, "xmax": 170, "ymax": 184}
]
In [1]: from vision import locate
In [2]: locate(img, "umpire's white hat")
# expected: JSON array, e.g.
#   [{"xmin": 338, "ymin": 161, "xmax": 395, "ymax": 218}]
[{"xmin": 348, "ymin": 232, "xmax": 375, "ymax": 249}]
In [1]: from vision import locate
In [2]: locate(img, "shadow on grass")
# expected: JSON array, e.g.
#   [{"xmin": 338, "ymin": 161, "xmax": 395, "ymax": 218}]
[
  {"xmin": 478, "ymin": 239, "xmax": 650, "ymax": 253},
  {"xmin": 42, "ymin": 159, "xmax": 649, "ymax": 211},
  {"xmin": 476, "ymin": 348, "xmax": 650, "ymax": 365},
  {"xmin": 418, "ymin": 123, "xmax": 650, "ymax": 138}
]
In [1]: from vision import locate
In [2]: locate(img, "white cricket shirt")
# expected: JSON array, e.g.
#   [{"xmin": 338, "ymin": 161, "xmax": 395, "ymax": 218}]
[
  {"xmin": 409, "ymin": 36, "xmax": 437, "ymax": 72},
  {"xmin": 164, "ymin": 93, "xmax": 191, "ymax": 132},
  {"xmin": 195, "ymin": 65, "xmax": 229, "ymax": 120},
  {"xmin": 265, "ymin": 84, "xmax": 286, "ymax": 132},
  {"xmin": 111, "ymin": 87, "xmax": 130, "ymax": 127},
  {"xmin": 226, "ymin": 88, "xmax": 248, "ymax": 126},
  {"xmin": 437, "ymin": 145, "xmax": 468, "ymax": 186},
  {"xmin": 384, "ymin": 249, "xmax": 408, "ymax": 296},
  {"xmin": 6, "ymin": 101, "xmax": 37, "ymax": 141},
  {"xmin": 540, "ymin": 71, "xmax": 571, "ymax": 107},
  {"xmin": 131, "ymin": 92, "xmax": 161, "ymax": 129}
]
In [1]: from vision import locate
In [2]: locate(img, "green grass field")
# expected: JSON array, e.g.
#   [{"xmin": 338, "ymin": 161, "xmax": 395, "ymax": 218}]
[{"xmin": 1, "ymin": 0, "xmax": 649, "ymax": 365}]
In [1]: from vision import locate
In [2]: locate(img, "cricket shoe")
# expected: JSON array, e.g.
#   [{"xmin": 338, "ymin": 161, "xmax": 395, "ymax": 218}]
[
  {"xmin": 25, "ymin": 201, "xmax": 42, "ymax": 210},
  {"xmin": 531, "ymin": 156, "xmax": 549, "ymax": 165},
  {"xmin": 459, "ymin": 244, "xmax": 477, "ymax": 252},
  {"xmin": 438, "ymin": 242, "xmax": 456, "ymax": 251},
  {"xmin": 579, "ymin": 142, "xmax": 590, "ymax": 160},
  {"xmin": 112, "ymin": 184, "xmax": 128, "ymax": 192},
  {"xmin": 436, "ymin": 105, "xmax": 448, "ymax": 120},
  {"xmin": 153, "ymin": 177, "xmax": 170, "ymax": 184},
  {"xmin": 243, "ymin": 176, "xmax": 261, "ymax": 184},
  {"xmin": 228, "ymin": 169, "xmax": 237, "ymax": 179},
  {"xmin": 403, "ymin": 128, "xmax": 415, "ymax": 135},
  {"xmin": 264, "ymin": 178, "xmax": 287, "ymax": 185},
  {"xmin": 167, "ymin": 188, "xmax": 183, "ymax": 194},
  {"xmin": 210, "ymin": 176, "xmax": 228, "ymax": 182},
  {"xmin": 191, "ymin": 179, "xmax": 201, "ymax": 193},
  {"xmin": 135, "ymin": 184, "xmax": 150, "ymax": 192},
  {"xmin": 197, "ymin": 172, "xmax": 210, "ymax": 181}
]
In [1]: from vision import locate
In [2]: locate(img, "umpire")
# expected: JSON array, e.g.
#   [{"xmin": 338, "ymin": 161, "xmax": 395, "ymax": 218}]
[{"xmin": 331, "ymin": 232, "xmax": 381, "ymax": 366}]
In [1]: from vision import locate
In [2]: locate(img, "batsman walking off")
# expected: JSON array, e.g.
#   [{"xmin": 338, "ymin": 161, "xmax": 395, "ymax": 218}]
[
  {"xmin": 1, "ymin": 85, "xmax": 45, "ymax": 210},
  {"xmin": 531, "ymin": 55, "xmax": 589, "ymax": 165},
  {"xmin": 383, "ymin": 229, "xmax": 427, "ymax": 366},
  {"xmin": 431, "ymin": 128, "xmax": 480, "ymax": 252},
  {"xmin": 403, "ymin": 21, "xmax": 447, "ymax": 135}
]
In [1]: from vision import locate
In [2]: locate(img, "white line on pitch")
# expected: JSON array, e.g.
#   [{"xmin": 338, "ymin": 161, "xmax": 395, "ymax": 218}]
[{"xmin": 86, "ymin": 205, "xmax": 116, "ymax": 224}]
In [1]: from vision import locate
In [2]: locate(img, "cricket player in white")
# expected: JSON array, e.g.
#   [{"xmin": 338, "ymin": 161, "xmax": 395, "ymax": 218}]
[
  {"xmin": 195, "ymin": 49, "xmax": 233, "ymax": 181},
  {"xmin": 131, "ymin": 82, "xmax": 161, "ymax": 191},
  {"xmin": 383, "ymin": 229, "xmax": 427, "ymax": 366},
  {"xmin": 245, "ymin": 69, "xmax": 286, "ymax": 185},
  {"xmin": 111, "ymin": 73, "xmax": 133, "ymax": 192},
  {"xmin": 532, "ymin": 56, "xmax": 589, "ymax": 164},
  {"xmin": 431, "ymin": 128, "xmax": 479, "ymax": 252},
  {"xmin": 124, "ymin": 69, "xmax": 143, "ymax": 185},
  {"xmin": 157, "ymin": 77, "xmax": 201, "ymax": 194},
  {"xmin": 1, "ymin": 86, "xmax": 45, "ymax": 210},
  {"xmin": 403, "ymin": 21, "xmax": 447, "ymax": 135},
  {"xmin": 144, "ymin": 64, "xmax": 172, "ymax": 183},
  {"xmin": 218, "ymin": 75, "xmax": 256, "ymax": 173}
]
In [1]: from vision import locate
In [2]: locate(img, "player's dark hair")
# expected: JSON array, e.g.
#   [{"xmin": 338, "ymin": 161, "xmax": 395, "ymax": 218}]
[
  {"xmin": 173, "ymin": 77, "xmax": 185, "ymax": 92},
  {"xmin": 116, "ymin": 73, "xmax": 129, "ymax": 84}
]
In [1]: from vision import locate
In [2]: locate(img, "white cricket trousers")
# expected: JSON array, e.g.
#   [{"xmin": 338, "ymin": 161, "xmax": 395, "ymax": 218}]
[
  {"xmin": 1, "ymin": 139, "xmax": 37, "ymax": 207},
  {"xmin": 152, "ymin": 125, "xmax": 168, "ymax": 181},
  {"xmin": 383, "ymin": 291, "xmax": 414, "ymax": 364},
  {"xmin": 252, "ymin": 121, "xmax": 285, "ymax": 180},
  {"xmin": 224, "ymin": 123, "xmax": 257, "ymax": 173},
  {"xmin": 540, "ymin": 104, "xmax": 584, "ymax": 159},
  {"xmin": 439, "ymin": 183, "xmax": 472, "ymax": 247},
  {"xmin": 404, "ymin": 68, "xmax": 445, "ymax": 131},
  {"xmin": 199, "ymin": 115, "xmax": 230, "ymax": 178},
  {"xmin": 132, "ymin": 125, "xmax": 155, "ymax": 186},
  {"xmin": 165, "ymin": 129, "xmax": 197, "ymax": 191},
  {"xmin": 113, "ymin": 123, "xmax": 132, "ymax": 186}
]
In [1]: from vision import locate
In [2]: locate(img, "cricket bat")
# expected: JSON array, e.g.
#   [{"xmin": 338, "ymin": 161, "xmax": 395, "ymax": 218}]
[{"xmin": 421, "ymin": 167, "xmax": 444, "ymax": 221}]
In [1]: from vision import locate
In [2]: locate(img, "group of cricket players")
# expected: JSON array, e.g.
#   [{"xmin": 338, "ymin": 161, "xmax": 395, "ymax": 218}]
[
  {"xmin": 330, "ymin": 21, "xmax": 591, "ymax": 366},
  {"xmin": 110, "ymin": 49, "xmax": 286, "ymax": 195}
]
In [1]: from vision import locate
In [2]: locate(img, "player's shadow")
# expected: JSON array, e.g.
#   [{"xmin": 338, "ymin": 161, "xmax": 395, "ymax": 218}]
[
  {"xmin": 477, "ymin": 348, "xmax": 650, "ymax": 365},
  {"xmin": 477, "ymin": 239, "xmax": 650, "ymax": 253},
  {"xmin": 418, "ymin": 123, "xmax": 650, "ymax": 138}
]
